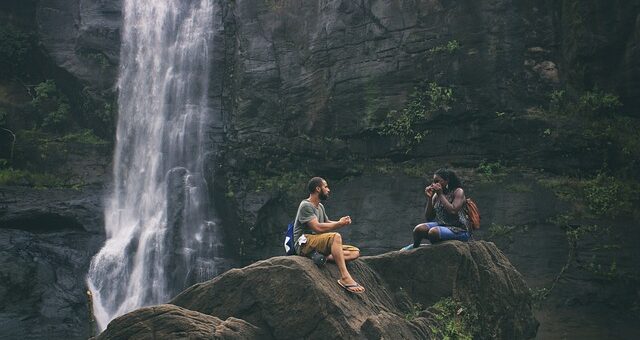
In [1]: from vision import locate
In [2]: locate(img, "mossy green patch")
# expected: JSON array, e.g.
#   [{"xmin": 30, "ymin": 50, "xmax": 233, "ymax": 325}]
[
  {"xmin": 428, "ymin": 297, "xmax": 480, "ymax": 340},
  {"xmin": 0, "ymin": 168, "xmax": 65, "ymax": 188}
]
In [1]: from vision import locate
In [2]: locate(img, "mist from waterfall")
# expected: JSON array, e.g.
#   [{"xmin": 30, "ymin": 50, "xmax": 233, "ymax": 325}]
[{"xmin": 86, "ymin": 0, "xmax": 219, "ymax": 331}]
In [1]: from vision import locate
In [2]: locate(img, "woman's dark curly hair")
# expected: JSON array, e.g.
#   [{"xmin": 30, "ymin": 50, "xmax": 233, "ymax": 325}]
[{"xmin": 434, "ymin": 168, "xmax": 463, "ymax": 193}]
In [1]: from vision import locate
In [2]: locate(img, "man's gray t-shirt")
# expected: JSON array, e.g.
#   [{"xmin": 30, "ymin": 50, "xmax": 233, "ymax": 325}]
[{"xmin": 293, "ymin": 199, "xmax": 329, "ymax": 252}]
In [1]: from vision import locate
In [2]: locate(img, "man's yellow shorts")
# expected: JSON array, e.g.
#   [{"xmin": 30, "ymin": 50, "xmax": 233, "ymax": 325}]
[{"xmin": 299, "ymin": 232, "xmax": 359, "ymax": 256}]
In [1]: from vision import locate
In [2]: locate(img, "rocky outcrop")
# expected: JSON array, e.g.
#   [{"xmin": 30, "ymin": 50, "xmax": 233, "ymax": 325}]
[
  {"xmin": 97, "ymin": 241, "xmax": 538, "ymax": 339},
  {"xmin": 0, "ymin": 186, "xmax": 105, "ymax": 340},
  {"xmin": 95, "ymin": 304, "xmax": 267, "ymax": 340},
  {"xmin": 36, "ymin": 0, "xmax": 121, "ymax": 89}
]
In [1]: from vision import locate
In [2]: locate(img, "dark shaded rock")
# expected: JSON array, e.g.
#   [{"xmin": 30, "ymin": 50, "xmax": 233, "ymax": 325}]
[
  {"xmin": 36, "ymin": 0, "xmax": 121, "ymax": 89},
  {"xmin": 0, "ymin": 186, "xmax": 106, "ymax": 340},
  {"xmin": 165, "ymin": 241, "xmax": 537, "ymax": 339},
  {"xmin": 0, "ymin": 186, "xmax": 105, "ymax": 234},
  {"xmin": 95, "ymin": 304, "xmax": 267, "ymax": 340},
  {"xmin": 365, "ymin": 241, "xmax": 538, "ymax": 339}
]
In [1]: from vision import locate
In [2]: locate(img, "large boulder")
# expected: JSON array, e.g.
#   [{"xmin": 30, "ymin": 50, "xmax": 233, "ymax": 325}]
[
  {"xmin": 113, "ymin": 240, "xmax": 540, "ymax": 339},
  {"xmin": 95, "ymin": 304, "xmax": 267, "ymax": 340}
]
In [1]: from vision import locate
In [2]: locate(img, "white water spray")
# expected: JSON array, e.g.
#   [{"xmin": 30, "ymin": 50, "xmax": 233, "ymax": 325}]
[{"xmin": 87, "ymin": 0, "xmax": 219, "ymax": 330}]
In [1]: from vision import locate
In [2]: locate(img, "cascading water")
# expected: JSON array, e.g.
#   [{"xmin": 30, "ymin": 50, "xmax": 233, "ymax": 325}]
[{"xmin": 87, "ymin": 0, "xmax": 220, "ymax": 331}]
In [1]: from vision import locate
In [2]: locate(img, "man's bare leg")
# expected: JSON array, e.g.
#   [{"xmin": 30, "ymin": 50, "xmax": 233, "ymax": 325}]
[
  {"xmin": 326, "ymin": 249, "xmax": 359, "ymax": 262},
  {"xmin": 331, "ymin": 233, "xmax": 364, "ymax": 293}
]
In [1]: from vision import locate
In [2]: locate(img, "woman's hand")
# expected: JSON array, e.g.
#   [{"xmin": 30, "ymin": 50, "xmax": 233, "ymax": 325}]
[
  {"xmin": 425, "ymin": 185, "xmax": 435, "ymax": 197},
  {"xmin": 432, "ymin": 183, "xmax": 443, "ymax": 194}
]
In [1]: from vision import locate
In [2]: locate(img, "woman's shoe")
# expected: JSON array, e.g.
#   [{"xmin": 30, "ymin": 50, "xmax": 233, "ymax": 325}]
[{"xmin": 400, "ymin": 244, "xmax": 415, "ymax": 251}]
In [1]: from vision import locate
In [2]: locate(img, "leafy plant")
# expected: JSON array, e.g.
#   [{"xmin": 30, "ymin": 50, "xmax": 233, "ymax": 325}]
[
  {"xmin": 405, "ymin": 302, "xmax": 423, "ymax": 321},
  {"xmin": 0, "ymin": 24, "xmax": 33, "ymax": 77},
  {"xmin": 529, "ymin": 287, "xmax": 550, "ymax": 306},
  {"xmin": 380, "ymin": 82, "xmax": 454, "ymax": 151},
  {"xmin": 577, "ymin": 90, "xmax": 621, "ymax": 117},
  {"xmin": 31, "ymin": 80, "xmax": 72, "ymax": 133},
  {"xmin": 0, "ymin": 168, "xmax": 65, "ymax": 187},
  {"xmin": 61, "ymin": 129, "xmax": 108, "ymax": 145},
  {"xmin": 583, "ymin": 171, "xmax": 632, "ymax": 217},
  {"xmin": 428, "ymin": 298, "xmax": 479, "ymax": 340},
  {"xmin": 476, "ymin": 160, "xmax": 505, "ymax": 182},
  {"xmin": 247, "ymin": 169, "xmax": 309, "ymax": 197},
  {"xmin": 486, "ymin": 223, "xmax": 518, "ymax": 239},
  {"xmin": 429, "ymin": 40, "xmax": 460, "ymax": 54}
]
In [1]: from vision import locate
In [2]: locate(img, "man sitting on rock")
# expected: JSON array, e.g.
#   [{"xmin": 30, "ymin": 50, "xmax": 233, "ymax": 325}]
[{"xmin": 293, "ymin": 177, "xmax": 365, "ymax": 294}]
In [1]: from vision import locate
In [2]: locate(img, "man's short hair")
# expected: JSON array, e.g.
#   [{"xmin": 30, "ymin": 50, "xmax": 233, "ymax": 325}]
[{"xmin": 307, "ymin": 177, "xmax": 325, "ymax": 194}]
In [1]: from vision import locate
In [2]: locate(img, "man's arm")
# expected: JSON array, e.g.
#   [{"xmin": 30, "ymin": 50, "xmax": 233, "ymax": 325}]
[{"xmin": 307, "ymin": 216, "xmax": 351, "ymax": 233}]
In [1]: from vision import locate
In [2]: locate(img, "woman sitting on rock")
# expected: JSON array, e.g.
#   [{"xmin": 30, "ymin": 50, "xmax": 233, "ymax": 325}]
[{"xmin": 402, "ymin": 168, "xmax": 471, "ymax": 250}]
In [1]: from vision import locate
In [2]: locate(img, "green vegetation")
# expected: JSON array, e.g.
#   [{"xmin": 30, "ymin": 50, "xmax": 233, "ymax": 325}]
[
  {"xmin": 529, "ymin": 287, "xmax": 550, "ymax": 306},
  {"xmin": 542, "ymin": 87, "xmax": 640, "ymax": 177},
  {"xmin": 505, "ymin": 183, "xmax": 532, "ymax": 192},
  {"xmin": 60, "ymin": 129, "xmax": 108, "ymax": 145},
  {"xmin": 583, "ymin": 172, "xmax": 631, "ymax": 217},
  {"xmin": 0, "ymin": 168, "xmax": 65, "ymax": 187},
  {"xmin": 366, "ymin": 159, "xmax": 439, "ymax": 178},
  {"xmin": 532, "ymin": 215, "xmax": 627, "ymax": 306},
  {"xmin": 475, "ymin": 160, "xmax": 505, "ymax": 183},
  {"xmin": 380, "ymin": 82, "xmax": 454, "ymax": 151},
  {"xmin": 31, "ymin": 79, "xmax": 71, "ymax": 133},
  {"xmin": 0, "ymin": 24, "xmax": 33, "ymax": 78},
  {"xmin": 486, "ymin": 223, "xmax": 518, "ymax": 238},
  {"xmin": 404, "ymin": 302, "xmax": 423, "ymax": 321},
  {"xmin": 83, "ymin": 52, "xmax": 110, "ymax": 70},
  {"xmin": 428, "ymin": 297, "xmax": 479, "ymax": 340},
  {"xmin": 429, "ymin": 40, "xmax": 460, "ymax": 54},
  {"xmin": 539, "ymin": 170, "xmax": 636, "ymax": 218},
  {"xmin": 247, "ymin": 169, "xmax": 310, "ymax": 197}
]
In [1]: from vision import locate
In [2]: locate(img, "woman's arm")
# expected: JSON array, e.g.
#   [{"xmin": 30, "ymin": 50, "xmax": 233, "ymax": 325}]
[
  {"xmin": 424, "ymin": 185, "xmax": 436, "ymax": 221},
  {"xmin": 437, "ymin": 188, "xmax": 466, "ymax": 214}
]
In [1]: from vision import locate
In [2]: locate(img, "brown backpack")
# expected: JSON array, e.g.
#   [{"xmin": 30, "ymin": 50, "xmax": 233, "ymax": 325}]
[{"xmin": 466, "ymin": 198, "xmax": 481, "ymax": 230}]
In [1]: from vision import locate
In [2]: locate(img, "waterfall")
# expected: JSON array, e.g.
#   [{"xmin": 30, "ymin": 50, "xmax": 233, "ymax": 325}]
[{"xmin": 86, "ymin": 0, "xmax": 220, "ymax": 331}]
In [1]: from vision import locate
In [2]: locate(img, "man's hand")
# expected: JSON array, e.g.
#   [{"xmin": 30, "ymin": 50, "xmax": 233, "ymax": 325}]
[{"xmin": 338, "ymin": 216, "xmax": 352, "ymax": 226}]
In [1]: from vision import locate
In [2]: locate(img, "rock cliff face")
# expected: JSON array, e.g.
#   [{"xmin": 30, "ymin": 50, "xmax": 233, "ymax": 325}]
[
  {"xmin": 96, "ymin": 241, "xmax": 538, "ymax": 339},
  {"xmin": 209, "ymin": 0, "xmax": 640, "ymax": 262},
  {"xmin": 1, "ymin": 0, "xmax": 638, "ymax": 339},
  {"xmin": 36, "ymin": 0, "xmax": 121, "ymax": 89},
  {"xmin": 0, "ymin": 186, "xmax": 105, "ymax": 339}
]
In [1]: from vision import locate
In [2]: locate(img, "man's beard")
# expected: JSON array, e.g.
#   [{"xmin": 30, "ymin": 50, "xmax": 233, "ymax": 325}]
[{"xmin": 319, "ymin": 191, "xmax": 329, "ymax": 201}]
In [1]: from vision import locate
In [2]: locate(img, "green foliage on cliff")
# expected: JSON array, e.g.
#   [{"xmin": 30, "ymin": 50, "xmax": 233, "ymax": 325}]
[
  {"xmin": 476, "ymin": 160, "xmax": 505, "ymax": 183},
  {"xmin": 539, "ymin": 171, "xmax": 636, "ymax": 218},
  {"xmin": 247, "ymin": 169, "xmax": 309, "ymax": 197},
  {"xmin": 0, "ymin": 168, "xmax": 64, "ymax": 187},
  {"xmin": 550, "ymin": 88, "xmax": 622, "ymax": 117},
  {"xmin": 31, "ymin": 80, "xmax": 71, "ymax": 133},
  {"xmin": 428, "ymin": 297, "xmax": 480, "ymax": 340},
  {"xmin": 380, "ymin": 82, "xmax": 454, "ymax": 151},
  {"xmin": 0, "ymin": 24, "xmax": 33, "ymax": 78},
  {"xmin": 583, "ymin": 172, "xmax": 633, "ymax": 217},
  {"xmin": 542, "ymin": 88, "xmax": 640, "ymax": 178},
  {"xmin": 429, "ymin": 40, "xmax": 460, "ymax": 54}
]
